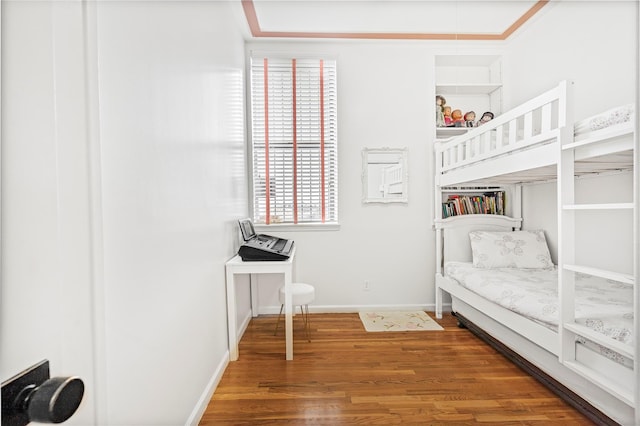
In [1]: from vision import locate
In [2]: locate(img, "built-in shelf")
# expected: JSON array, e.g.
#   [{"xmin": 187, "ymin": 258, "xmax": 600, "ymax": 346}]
[
  {"xmin": 441, "ymin": 189, "xmax": 506, "ymax": 218},
  {"xmin": 436, "ymin": 83, "xmax": 502, "ymax": 96},
  {"xmin": 435, "ymin": 127, "xmax": 473, "ymax": 139},
  {"xmin": 435, "ymin": 54, "xmax": 503, "ymax": 141}
]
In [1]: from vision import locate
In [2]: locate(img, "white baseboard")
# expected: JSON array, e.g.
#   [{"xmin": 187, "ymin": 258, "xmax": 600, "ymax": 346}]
[
  {"xmin": 185, "ymin": 351, "xmax": 229, "ymax": 426},
  {"xmin": 186, "ymin": 309, "xmax": 253, "ymax": 425},
  {"xmin": 237, "ymin": 309, "xmax": 252, "ymax": 338},
  {"xmin": 256, "ymin": 303, "xmax": 442, "ymax": 315}
]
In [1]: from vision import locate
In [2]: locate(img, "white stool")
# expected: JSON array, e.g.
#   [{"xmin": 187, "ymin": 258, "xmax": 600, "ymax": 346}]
[{"xmin": 274, "ymin": 282, "xmax": 315, "ymax": 342}]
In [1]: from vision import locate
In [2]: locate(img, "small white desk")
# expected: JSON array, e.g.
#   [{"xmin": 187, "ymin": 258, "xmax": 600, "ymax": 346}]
[{"xmin": 225, "ymin": 246, "xmax": 296, "ymax": 361}]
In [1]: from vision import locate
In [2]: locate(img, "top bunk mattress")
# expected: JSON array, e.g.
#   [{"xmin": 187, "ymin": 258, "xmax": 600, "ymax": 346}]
[
  {"xmin": 444, "ymin": 261, "xmax": 633, "ymax": 364},
  {"xmin": 574, "ymin": 103, "xmax": 635, "ymax": 137}
]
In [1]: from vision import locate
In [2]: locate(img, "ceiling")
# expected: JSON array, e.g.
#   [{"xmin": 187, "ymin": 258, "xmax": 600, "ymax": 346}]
[{"xmin": 242, "ymin": 0, "xmax": 549, "ymax": 41}]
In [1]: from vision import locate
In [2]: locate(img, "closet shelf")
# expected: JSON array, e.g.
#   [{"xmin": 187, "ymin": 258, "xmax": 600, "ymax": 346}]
[
  {"xmin": 563, "ymin": 264, "xmax": 634, "ymax": 285},
  {"xmin": 563, "ymin": 323, "xmax": 634, "ymax": 360},
  {"xmin": 563, "ymin": 360, "xmax": 634, "ymax": 407}
]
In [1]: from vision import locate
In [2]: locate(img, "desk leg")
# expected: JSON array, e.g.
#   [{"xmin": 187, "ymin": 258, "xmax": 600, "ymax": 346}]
[
  {"xmin": 284, "ymin": 270, "xmax": 293, "ymax": 360},
  {"xmin": 250, "ymin": 273, "xmax": 259, "ymax": 317},
  {"xmin": 226, "ymin": 267, "xmax": 239, "ymax": 361}
]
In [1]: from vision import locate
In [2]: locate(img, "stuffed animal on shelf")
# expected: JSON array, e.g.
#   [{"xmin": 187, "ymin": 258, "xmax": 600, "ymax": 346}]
[
  {"xmin": 443, "ymin": 105, "xmax": 452, "ymax": 126},
  {"xmin": 451, "ymin": 109, "xmax": 464, "ymax": 126},
  {"xmin": 436, "ymin": 95, "xmax": 446, "ymax": 127},
  {"xmin": 478, "ymin": 111, "xmax": 494, "ymax": 126},
  {"xmin": 464, "ymin": 111, "xmax": 476, "ymax": 127}
]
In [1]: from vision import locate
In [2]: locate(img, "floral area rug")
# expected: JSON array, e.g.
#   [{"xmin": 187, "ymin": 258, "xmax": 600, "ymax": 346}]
[{"xmin": 358, "ymin": 311, "xmax": 444, "ymax": 332}]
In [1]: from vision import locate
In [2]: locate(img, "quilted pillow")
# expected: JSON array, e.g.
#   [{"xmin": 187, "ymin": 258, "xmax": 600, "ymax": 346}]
[{"xmin": 469, "ymin": 230, "xmax": 553, "ymax": 269}]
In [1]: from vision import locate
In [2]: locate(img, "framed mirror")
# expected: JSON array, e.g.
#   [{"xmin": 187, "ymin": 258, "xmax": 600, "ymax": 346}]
[{"xmin": 362, "ymin": 147, "xmax": 408, "ymax": 203}]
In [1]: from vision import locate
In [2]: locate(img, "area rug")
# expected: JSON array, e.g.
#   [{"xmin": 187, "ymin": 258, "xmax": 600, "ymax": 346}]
[{"xmin": 358, "ymin": 311, "xmax": 444, "ymax": 332}]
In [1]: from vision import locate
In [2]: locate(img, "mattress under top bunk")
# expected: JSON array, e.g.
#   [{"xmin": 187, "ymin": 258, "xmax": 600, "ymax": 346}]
[
  {"xmin": 435, "ymin": 82, "xmax": 635, "ymax": 187},
  {"xmin": 445, "ymin": 261, "xmax": 634, "ymax": 366}
]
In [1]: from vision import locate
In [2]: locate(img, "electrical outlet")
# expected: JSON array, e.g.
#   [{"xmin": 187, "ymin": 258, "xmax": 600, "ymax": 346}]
[{"xmin": 363, "ymin": 280, "xmax": 371, "ymax": 291}]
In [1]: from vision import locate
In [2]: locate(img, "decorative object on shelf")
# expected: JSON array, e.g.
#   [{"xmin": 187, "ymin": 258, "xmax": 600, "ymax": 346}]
[
  {"xmin": 464, "ymin": 111, "xmax": 476, "ymax": 127},
  {"xmin": 443, "ymin": 105, "xmax": 452, "ymax": 126},
  {"xmin": 451, "ymin": 109, "xmax": 464, "ymax": 127},
  {"xmin": 434, "ymin": 55, "xmax": 503, "ymax": 137},
  {"xmin": 436, "ymin": 95, "xmax": 446, "ymax": 127},
  {"xmin": 478, "ymin": 111, "xmax": 494, "ymax": 126}
]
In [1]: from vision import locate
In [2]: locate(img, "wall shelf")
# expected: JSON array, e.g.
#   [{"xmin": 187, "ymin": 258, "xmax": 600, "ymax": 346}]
[
  {"xmin": 435, "ymin": 54, "xmax": 503, "ymax": 141},
  {"xmin": 436, "ymin": 83, "xmax": 502, "ymax": 96},
  {"xmin": 435, "ymin": 127, "xmax": 473, "ymax": 139}
]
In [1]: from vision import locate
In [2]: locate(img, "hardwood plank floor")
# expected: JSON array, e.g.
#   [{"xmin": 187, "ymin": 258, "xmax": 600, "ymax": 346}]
[{"xmin": 200, "ymin": 313, "xmax": 594, "ymax": 425}]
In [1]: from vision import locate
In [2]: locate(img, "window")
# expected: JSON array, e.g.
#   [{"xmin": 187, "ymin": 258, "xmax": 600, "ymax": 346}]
[{"xmin": 249, "ymin": 56, "xmax": 338, "ymax": 225}]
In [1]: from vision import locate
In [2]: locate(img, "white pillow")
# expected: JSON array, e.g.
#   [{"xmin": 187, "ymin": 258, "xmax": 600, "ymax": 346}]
[{"xmin": 469, "ymin": 230, "xmax": 553, "ymax": 269}]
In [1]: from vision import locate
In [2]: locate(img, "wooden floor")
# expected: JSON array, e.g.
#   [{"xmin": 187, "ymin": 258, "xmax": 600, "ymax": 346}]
[{"xmin": 200, "ymin": 313, "xmax": 594, "ymax": 425}]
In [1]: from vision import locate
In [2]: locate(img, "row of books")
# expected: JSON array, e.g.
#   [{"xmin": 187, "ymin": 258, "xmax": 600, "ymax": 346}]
[{"xmin": 442, "ymin": 191, "xmax": 505, "ymax": 218}]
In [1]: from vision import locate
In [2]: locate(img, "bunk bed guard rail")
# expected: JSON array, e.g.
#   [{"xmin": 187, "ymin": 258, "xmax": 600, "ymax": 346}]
[{"xmin": 434, "ymin": 80, "xmax": 570, "ymax": 186}]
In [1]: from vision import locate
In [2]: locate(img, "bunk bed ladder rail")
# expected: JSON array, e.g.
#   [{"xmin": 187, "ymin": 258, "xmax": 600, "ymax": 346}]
[{"xmin": 557, "ymin": 86, "xmax": 637, "ymax": 411}]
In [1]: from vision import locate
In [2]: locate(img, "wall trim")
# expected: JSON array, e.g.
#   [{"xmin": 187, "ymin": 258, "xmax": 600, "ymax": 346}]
[
  {"xmin": 241, "ymin": 0, "xmax": 549, "ymax": 41},
  {"xmin": 185, "ymin": 352, "xmax": 229, "ymax": 426},
  {"xmin": 255, "ymin": 303, "xmax": 451, "ymax": 315},
  {"xmin": 238, "ymin": 309, "xmax": 253, "ymax": 339}
]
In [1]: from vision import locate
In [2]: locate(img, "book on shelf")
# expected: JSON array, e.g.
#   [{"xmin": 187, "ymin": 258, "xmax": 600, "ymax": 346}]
[{"xmin": 442, "ymin": 191, "xmax": 505, "ymax": 218}]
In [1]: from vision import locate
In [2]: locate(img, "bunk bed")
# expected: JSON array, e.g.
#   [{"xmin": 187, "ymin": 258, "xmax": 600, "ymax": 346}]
[{"xmin": 433, "ymin": 81, "xmax": 637, "ymax": 425}]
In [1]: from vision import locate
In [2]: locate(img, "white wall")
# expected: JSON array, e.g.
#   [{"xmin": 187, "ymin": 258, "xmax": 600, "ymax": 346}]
[
  {"xmin": 245, "ymin": 41, "xmax": 504, "ymax": 312},
  {"xmin": 1, "ymin": 2, "xmax": 97, "ymax": 423},
  {"xmin": 94, "ymin": 1, "xmax": 248, "ymax": 424},
  {"xmin": 504, "ymin": 1, "xmax": 637, "ymax": 273},
  {"xmin": 2, "ymin": 1, "xmax": 249, "ymax": 425},
  {"xmin": 522, "ymin": 173, "xmax": 635, "ymax": 274},
  {"xmin": 504, "ymin": 1, "xmax": 636, "ymax": 118},
  {"xmin": 245, "ymin": 42, "xmax": 435, "ymax": 312}
]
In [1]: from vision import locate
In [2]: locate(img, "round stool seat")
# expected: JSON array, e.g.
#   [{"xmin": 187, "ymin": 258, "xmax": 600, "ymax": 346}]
[{"xmin": 278, "ymin": 282, "xmax": 315, "ymax": 306}]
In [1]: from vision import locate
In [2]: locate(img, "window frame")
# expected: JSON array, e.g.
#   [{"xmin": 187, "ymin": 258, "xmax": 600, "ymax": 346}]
[{"xmin": 247, "ymin": 52, "xmax": 339, "ymax": 229}]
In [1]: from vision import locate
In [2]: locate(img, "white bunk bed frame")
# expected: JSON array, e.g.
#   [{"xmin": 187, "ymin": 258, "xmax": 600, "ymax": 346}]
[{"xmin": 433, "ymin": 81, "xmax": 638, "ymax": 425}]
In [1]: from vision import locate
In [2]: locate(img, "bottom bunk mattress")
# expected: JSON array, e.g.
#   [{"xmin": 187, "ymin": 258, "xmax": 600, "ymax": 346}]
[{"xmin": 444, "ymin": 261, "xmax": 634, "ymax": 366}]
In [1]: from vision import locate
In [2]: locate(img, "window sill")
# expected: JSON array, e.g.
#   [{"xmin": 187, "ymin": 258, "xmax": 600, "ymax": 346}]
[{"xmin": 254, "ymin": 223, "xmax": 341, "ymax": 232}]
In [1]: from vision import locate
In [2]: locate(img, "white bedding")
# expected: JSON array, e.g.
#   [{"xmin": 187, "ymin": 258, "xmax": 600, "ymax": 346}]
[
  {"xmin": 574, "ymin": 103, "xmax": 634, "ymax": 136},
  {"xmin": 445, "ymin": 261, "xmax": 634, "ymax": 365}
]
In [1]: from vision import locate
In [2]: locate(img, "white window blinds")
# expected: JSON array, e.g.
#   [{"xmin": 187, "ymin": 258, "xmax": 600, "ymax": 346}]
[{"xmin": 250, "ymin": 56, "xmax": 338, "ymax": 225}]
